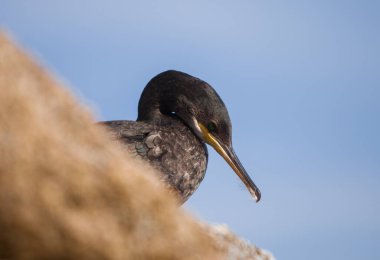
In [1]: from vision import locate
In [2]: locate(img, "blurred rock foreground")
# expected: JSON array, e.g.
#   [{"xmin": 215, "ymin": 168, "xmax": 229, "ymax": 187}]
[{"xmin": 0, "ymin": 32, "xmax": 274, "ymax": 260}]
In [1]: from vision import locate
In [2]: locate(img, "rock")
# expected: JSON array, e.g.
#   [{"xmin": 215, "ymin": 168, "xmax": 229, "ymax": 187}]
[{"xmin": 208, "ymin": 224, "xmax": 274, "ymax": 260}]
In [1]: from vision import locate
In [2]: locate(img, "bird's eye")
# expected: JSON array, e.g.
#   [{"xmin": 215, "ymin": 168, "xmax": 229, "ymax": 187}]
[{"xmin": 207, "ymin": 122, "xmax": 217, "ymax": 132}]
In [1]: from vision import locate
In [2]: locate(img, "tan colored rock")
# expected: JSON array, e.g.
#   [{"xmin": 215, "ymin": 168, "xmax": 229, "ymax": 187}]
[
  {"xmin": 208, "ymin": 225, "xmax": 274, "ymax": 260},
  {"xmin": 0, "ymin": 32, "xmax": 273, "ymax": 260}
]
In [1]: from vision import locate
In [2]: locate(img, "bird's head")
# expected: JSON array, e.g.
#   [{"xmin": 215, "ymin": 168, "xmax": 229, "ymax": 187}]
[{"xmin": 138, "ymin": 70, "xmax": 261, "ymax": 202}]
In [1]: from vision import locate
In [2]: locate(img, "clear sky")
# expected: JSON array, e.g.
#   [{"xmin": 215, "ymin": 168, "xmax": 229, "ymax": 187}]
[{"xmin": 1, "ymin": 1, "xmax": 379, "ymax": 259}]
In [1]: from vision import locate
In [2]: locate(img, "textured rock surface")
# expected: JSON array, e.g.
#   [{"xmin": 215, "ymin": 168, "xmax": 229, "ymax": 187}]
[
  {"xmin": 0, "ymin": 32, "xmax": 274, "ymax": 260},
  {"xmin": 208, "ymin": 225, "xmax": 274, "ymax": 260}
]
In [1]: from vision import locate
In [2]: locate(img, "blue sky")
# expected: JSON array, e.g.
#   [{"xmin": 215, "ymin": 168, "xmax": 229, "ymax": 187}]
[{"xmin": 1, "ymin": 1, "xmax": 379, "ymax": 259}]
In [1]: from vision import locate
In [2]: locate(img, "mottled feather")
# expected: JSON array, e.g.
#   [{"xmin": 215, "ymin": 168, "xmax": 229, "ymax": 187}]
[{"xmin": 101, "ymin": 119, "xmax": 208, "ymax": 203}]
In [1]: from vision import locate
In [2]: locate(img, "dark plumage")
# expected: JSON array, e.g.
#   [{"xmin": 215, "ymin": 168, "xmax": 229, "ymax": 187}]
[{"xmin": 101, "ymin": 70, "xmax": 260, "ymax": 204}]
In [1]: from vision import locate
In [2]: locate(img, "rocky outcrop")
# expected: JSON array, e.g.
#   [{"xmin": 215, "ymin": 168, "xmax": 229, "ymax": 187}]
[{"xmin": 0, "ymin": 32, "xmax": 274, "ymax": 260}]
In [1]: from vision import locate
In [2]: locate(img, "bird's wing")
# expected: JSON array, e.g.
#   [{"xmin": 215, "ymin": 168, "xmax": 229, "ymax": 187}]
[{"xmin": 100, "ymin": 120, "xmax": 165, "ymax": 159}]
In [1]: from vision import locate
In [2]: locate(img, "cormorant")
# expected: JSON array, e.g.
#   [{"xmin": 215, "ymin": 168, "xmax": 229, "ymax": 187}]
[{"xmin": 101, "ymin": 70, "xmax": 261, "ymax": 204}]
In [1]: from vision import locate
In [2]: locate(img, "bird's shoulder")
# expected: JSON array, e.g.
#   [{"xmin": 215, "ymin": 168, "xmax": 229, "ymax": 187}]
[
  {"xmin": 100, "ymin": 120, "xmax": 173, "ymax": 159},
  {"xmin": 101, "ymin": 120, "xmax": 152, "ymax": 139}
]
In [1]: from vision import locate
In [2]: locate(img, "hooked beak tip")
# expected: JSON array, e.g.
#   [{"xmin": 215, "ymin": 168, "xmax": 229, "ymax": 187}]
[{"xmin": 252, "ymin": 188, "xmax": 261, "ymax": 203}]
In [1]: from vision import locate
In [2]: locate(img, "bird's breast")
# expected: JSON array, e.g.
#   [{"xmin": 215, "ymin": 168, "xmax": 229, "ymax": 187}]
[{"xmin": 149, "ymin": 125, "xmax": 208, "ymax": 203}]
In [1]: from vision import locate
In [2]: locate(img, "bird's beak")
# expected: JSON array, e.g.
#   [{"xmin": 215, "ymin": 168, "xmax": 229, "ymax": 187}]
[{"xmin": 198, "ymin": 123, "xmax": 261, "ymax": 202}]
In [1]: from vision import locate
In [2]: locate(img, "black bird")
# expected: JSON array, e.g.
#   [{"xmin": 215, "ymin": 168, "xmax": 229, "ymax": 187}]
[{"xmin": 101, "ymin": 70, "xmax": 261, "ymax": 204}]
